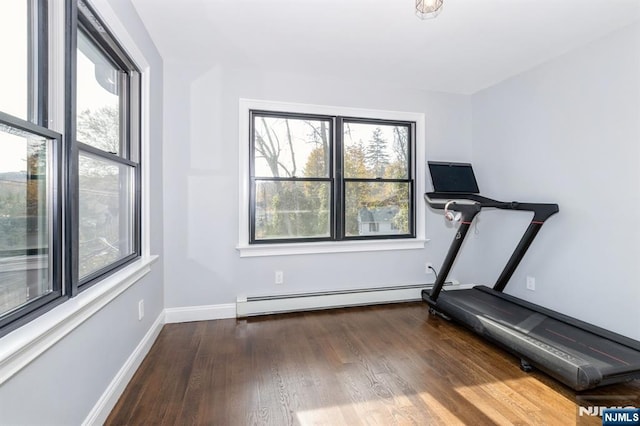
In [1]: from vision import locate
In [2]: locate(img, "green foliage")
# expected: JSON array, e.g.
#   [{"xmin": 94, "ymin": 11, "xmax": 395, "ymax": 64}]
[
  {"xmin": 255, "ymin": 180, "xmax": 329, "ymax": 239},
  {"xmin": 365, "ymin": 127, "xmax": 389, "ymax": 177}
]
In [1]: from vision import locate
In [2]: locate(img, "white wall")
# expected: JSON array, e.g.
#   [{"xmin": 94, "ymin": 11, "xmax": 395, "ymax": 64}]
[
  {"xmin": 470, "ymin": 23, "xmax": 640, "ymax": 340},
  {"xmin": 0, "ymin": 0, "xmax": 164, "ymax": 423},
  {"xmin": 162, "ymin": 63, "xmax": 474, "ymax": 309}
]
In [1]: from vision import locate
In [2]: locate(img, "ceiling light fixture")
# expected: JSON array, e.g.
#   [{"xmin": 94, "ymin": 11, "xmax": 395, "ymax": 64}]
[{"xmin": 416, "ymin": 0, "xmax": 444, "ymax": 20}]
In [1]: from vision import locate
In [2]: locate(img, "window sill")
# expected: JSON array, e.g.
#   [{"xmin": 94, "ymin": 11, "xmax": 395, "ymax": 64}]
[
  {"xmin": 0, "ymin": 255, "xmax": 159, "ymax": 385},
  {"xmin": 236, "ymin": 239, "xmax": 429, "ymax": 257}
]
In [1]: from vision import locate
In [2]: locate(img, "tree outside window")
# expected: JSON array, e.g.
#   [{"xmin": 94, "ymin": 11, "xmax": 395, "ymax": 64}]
[{"xmin": 250, "ymin": 111, "xmax": 414, "ymax": 243}]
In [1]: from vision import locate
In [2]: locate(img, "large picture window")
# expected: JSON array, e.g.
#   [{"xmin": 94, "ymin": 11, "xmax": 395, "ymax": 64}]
[
  {"xmin": 0, "ymin": 0, "xmax": 142, "ymax": 336},
  {"xmin": 250, "ymin": 111, "xmax": 415, "ymax": 244}
]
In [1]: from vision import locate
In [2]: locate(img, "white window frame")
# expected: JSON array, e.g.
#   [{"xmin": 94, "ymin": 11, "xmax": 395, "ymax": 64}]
[{"xmin": 237, "ymin": 98, "xmax": 427, "ymax": 257}]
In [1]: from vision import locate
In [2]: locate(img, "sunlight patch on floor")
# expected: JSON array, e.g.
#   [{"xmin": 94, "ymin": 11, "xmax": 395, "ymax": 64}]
[
  {"xmin": 417, "ymin": 391, "xmax": 465, "ymax": 425},
  {"xmin": 453, "ymin": 377, "xmax": 581, "ymax": 425},
  {"xmin": 295, "ymin": 404, "xmax": 350, "ymax": 425},
  {"xmin": 295, "ymin": 392, "xmax": 448, "ymax": 425},
  {"xmin": 454, "ymin": 384, "xmax": 522, "ymax": 425}
]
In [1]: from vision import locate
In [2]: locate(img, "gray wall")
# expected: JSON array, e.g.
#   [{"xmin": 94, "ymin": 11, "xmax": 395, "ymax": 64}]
[
  {"xmin": 162, "ymin": 63, "xmax": 474, "ymax": 309},
  {"xmin": 0, "ymin": 0, "xmax": 164, "ymax": 424},
  {"xmin": 470, "ymin": 23, "xmax": 640, "ymax": 340}
]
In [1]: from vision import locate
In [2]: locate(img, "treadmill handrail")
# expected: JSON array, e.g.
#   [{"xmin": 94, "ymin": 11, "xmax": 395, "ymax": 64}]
[
  {"xmin": 425, "ymin": 192, "xmax": 559, "ymax": 222},
  {"xmin": 424, "ymin": 191, "xmax": 559, "ymax": 301}
]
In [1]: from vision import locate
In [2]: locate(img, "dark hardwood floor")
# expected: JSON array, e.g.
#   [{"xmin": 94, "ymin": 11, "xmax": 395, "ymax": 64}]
[{"xmin": 106, "ymin": 303, "xmax": 640, "ymax": 425}]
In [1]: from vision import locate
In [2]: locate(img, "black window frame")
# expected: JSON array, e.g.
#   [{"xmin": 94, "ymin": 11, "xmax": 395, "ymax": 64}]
[
  {"xmin": 69, "ymin": 0, "xmax": 142, "ymax": 291},
  {"xmin": 0, "ymin": 0, "xmax": 62, "ymax": 336},
  {"xmin": 0, "ymin": 0, "xmax": 143, "ymax": 337},
  {"xmin": 249, "ymin": 110, "xmax": 416, "ymax": 244}
]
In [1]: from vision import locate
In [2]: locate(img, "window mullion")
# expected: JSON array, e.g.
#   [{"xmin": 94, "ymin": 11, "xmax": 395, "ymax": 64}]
[
  {"xmin": 335, "ymin": 116, "xmax": 344, "ymax": 240},
  {"xmin": 119, "ymin": 70, "xmax": 128, "ymax": 159},
  {"xmin": 129, "ymin": 72, "xmax": 141, "ymax": 163},
  {"xmin": 409, "ymin": 122, "xmax": 416, "ymax": 236},
  {"xmin": 27, "ymin": 0, "xmax": 49, "ymax": 126},
  {"xmin": 65, "ymin": 0, "xmax": 79, "ymax": 296}
]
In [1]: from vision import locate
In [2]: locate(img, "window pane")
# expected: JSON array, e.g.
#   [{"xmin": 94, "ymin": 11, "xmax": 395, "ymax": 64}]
[
  {"xmin": 77, "ymin": 30, "xmax": 121, "ymax": 154},
  {"xmin": 0, "ymin": 2, "xmax": 29, "ymax": 121},
  {"xmin": 0, "ymin": 125, "xmax": 52, "ymax": 317},
  {"xmin": 345, "ymin": 182, "xmax": 410, "ymax": 237},
  {"xmin": 344, "ymin": 122, "xmax": 409, "ymax": 179},
  {"xmin": 255, "ymin": 180, "xmax": 330, "ymax": 240},
  {"xmin": 79, "ymin": 153, "xmax": 133, "ymax": 278},
  {"xmin": 253, "ymin": 115, "xmax": 330, "ymax": 178}
]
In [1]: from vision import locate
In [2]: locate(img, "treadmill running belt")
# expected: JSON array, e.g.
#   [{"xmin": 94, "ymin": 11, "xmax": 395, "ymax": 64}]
[
  {"xmin": 430, "ymin": 288, "xmax": 640, "ymax": 389},
  {"xmin": 531, "ymin": 319, "xmax": 640, "ymax": 371}
]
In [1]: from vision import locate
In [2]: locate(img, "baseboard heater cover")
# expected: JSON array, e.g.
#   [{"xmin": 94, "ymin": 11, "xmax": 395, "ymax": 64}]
[{"xmin": 236, "ymin": 282, "xmax": 471, "ymax": 318}]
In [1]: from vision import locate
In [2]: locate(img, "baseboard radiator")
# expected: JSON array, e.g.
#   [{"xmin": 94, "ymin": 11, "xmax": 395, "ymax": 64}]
[{"xmin": 236, "ymin": 282, "xmax": 471, "ymax": 318}]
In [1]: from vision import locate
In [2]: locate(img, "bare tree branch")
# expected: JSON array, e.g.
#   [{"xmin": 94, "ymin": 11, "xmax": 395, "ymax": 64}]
[{"xmin": 285, "ymin": 119, "xmax": 297, "ymax": 176}]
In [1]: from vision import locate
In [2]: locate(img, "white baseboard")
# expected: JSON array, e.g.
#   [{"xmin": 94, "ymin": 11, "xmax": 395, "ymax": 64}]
[
  {"xmin": 237, "ymin": 283, "xmax": 473, "ymax": 317},
  {"xmin": 164, "ymin": 303, "xmax": 236, "ymax": 323},
  {"xmin": 82, "ymin": 311, "xmax": 165, "ymax": 426}
]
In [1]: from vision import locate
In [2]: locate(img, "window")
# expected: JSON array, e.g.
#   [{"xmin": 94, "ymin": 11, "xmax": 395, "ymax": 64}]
[
  {"xmin": 0, "ymin": 0, "xmax": 56, "ymax": 333},
  {"xmin": 252, "ymin": 113, "xmax": 333, "ymax": 241},
  {"xmin": 0, "ymin": 0, "xmax": 47, "ymax": 124},
  {"xmin": 0, "ymin": 0, "xmax": 142, "ymax": 337},
  {"xmin": 249, "ymin": 110, "xmax": 415, "ymax": 244},
  {"xmin": 0, "ymin": 113, "xmax": 62, "ymax": 329},
  {"xmin": 342, "ymin": 119, "xmax": 412, "ymax": 239},
  {"xmin": 74, "ymin": 6, "xmax": 141, "ymax": 285}
]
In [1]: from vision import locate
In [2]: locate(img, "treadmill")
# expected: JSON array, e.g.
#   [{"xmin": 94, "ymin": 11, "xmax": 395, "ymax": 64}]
[{"xmin": 423, "ymin": 161, "xmax": 640, "ymax": 391}]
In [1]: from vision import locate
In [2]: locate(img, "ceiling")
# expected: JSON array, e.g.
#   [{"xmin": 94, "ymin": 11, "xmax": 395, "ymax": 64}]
[{"xmin": 131, "ymin": 0, "xmax": 640, "ymax": 94}]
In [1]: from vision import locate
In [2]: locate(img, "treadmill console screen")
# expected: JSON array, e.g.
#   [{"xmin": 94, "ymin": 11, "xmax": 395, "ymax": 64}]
[{"xmin": 429, "ymin": 162, "xmax": 480, "ymax": 194}]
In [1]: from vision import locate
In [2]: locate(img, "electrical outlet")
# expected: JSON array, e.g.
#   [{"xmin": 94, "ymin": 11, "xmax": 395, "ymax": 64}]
[
  {"xmin": 526, "ymin": 276, "xmax": 535, "ymax": 291},
  {"xmin": 425, "ymin": 262, "xmax": 434, "ymax": 274},
  {"xmin": 138, "ymin": 299, "xmax": 144, "ymax": 320},
  {"xmin": 275, "ymin": 270, "xmax": 284, "ymax": 285}
]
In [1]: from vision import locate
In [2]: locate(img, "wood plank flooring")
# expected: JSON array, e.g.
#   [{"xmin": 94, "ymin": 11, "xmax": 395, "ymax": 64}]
[{"xmin": 106, "ymin": 303, "xmax": 640, "ymax": 425}]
